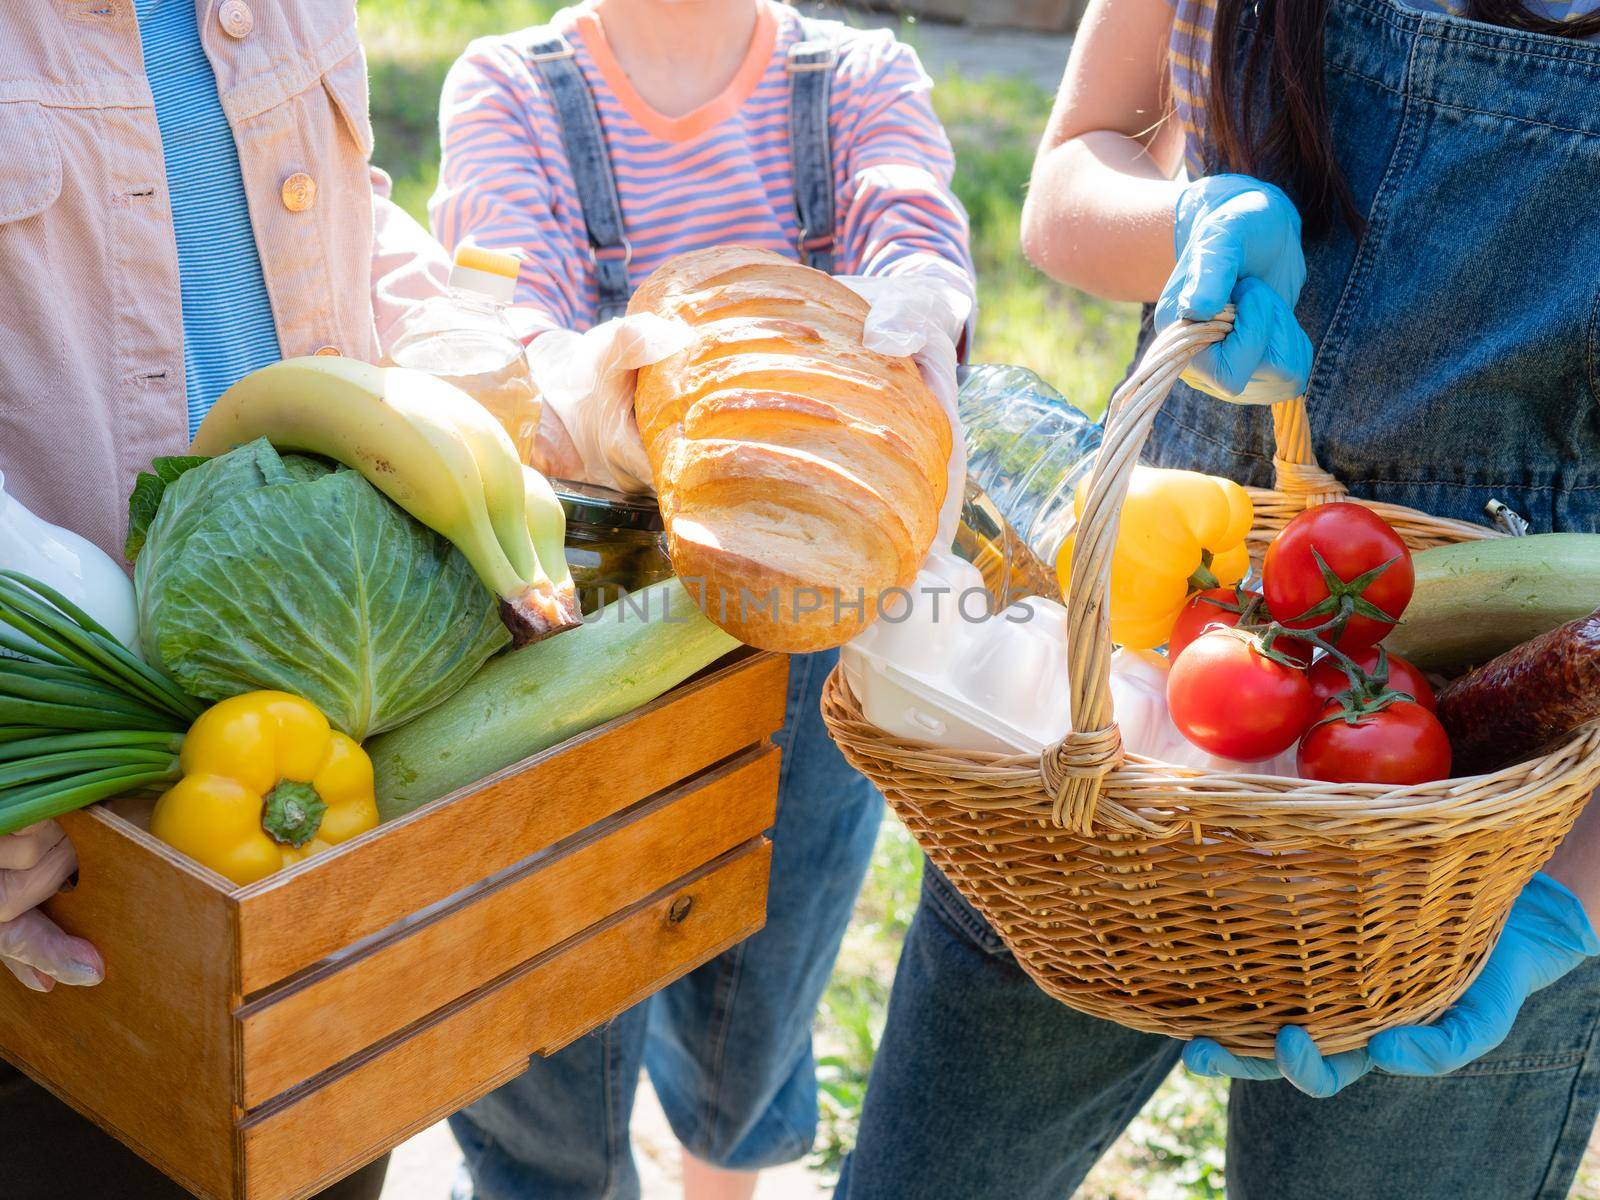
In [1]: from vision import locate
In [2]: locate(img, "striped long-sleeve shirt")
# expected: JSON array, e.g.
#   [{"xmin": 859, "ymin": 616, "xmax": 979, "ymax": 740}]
[{"xmin": 430, "ymin": 2, "xmax": 974, "ymax": 335}]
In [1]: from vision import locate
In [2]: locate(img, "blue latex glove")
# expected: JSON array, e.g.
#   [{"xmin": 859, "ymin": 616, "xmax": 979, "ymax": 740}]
[
  {"xmin": 1183, "ymin": 873, "xmax": 1599, "ymax": 1097},
  {"xmin": 1369, "ymin": 873, "xmax": 1600, "ymax": 1075},
  {"xmin": 1154, "ymin": 174, "xmax": 1313, "ymax": 404},
  {"xmin": 1184, "ymin": 1025, "xmax": 1376, "ymax": 1099}
]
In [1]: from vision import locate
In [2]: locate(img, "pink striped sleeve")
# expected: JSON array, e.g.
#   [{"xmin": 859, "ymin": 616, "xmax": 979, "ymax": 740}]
[
  {"xmin": 833, "ymin": 35, "xmax": 974, "ymax": 304},
  {"xmin": 429, "ymin": 40, "xmax": 581, "ymax": 337}
]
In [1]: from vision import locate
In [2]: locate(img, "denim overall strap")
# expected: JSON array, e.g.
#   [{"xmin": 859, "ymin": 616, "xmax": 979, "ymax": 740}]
[
  {"xmin": 524, "ymin": 29, "xmax": 633, "ymax": 322},
  {"xmin": 1143, "ymin": 0, "xmax": 1600, "ymax": 532},
  {"xmin": 787, "ymin": 18, "xmax": 841, "ymax": 272}
]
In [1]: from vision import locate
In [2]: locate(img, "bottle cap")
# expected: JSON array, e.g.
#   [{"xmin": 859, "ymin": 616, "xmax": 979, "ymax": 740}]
[{"xmin": 450, "ymin": 245, "xmax": 520, "ymax": 304}]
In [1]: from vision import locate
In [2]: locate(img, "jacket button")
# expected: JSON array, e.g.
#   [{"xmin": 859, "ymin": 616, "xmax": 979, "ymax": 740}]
[
  {"xmin": 281, "ymin": 173, "xmax": 316, "ymax": 213},
  {"xmin": 313, "ymin": 345, "xmax": 342, "ymax": 357},
  {"xmin": 219, "ymin": 0, "xmax": 254, "ymax": 38}
]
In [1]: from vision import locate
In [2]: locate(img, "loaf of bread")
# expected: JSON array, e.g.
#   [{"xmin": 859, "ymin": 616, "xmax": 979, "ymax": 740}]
[{"xmin": 630, "ymin": 246, "xmax": 951, "ymax": 652}]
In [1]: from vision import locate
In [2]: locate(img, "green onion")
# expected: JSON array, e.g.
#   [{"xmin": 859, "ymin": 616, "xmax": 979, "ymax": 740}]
[
  {"xmin": 0, "ymin": 730, "xmax": 184, "ymax": 765},
  {"xmin": 0, "ymin": 669, "xmax": 176, "ymax": 725},
  {"xmin": 0, "ymin": 747, "xmax": 178, "ymax": 791},
  {"xmin": 0, "ymin": 574, "xmax": 202, "ymax": 721},
  {"xmin": 0, "ymin": 764, "xmax": 180, "ymax": 834},
  {"xmin": 0, "ymin": 658, "xmax": 105, "ymax": 684},
  {"xmin": 0, "ymin": 571, "xmax": 204, "ymax": 835}
]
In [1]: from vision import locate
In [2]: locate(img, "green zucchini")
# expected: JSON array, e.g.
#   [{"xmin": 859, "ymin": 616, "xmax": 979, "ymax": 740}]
[
  {"xmin": 368, "ymin": 577, "xmax": 740, "ymax": 820},
  {"xmin": 1385, "ymin": 534, "xmax": 1600, "ymax": 672}
]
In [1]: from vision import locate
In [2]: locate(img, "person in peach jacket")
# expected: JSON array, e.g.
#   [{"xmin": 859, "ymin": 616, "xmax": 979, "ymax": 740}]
[{"xmin": 0, "ymin": 4, "xmax": 449, "ymax": 1197}]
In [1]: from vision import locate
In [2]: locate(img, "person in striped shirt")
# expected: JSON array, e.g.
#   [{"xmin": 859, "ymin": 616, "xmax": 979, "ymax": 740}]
[
  {"xmin": 429, "ymin": 4, "xmax": 973, "ymax": 1200},
  {"xmin": 431, "ymin": 2, "xmax": 972, "ymax": 338}
]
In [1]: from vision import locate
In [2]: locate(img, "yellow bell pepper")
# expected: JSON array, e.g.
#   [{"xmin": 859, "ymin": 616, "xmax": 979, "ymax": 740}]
[
  {"xmin": 151, "ymin": 691, "xmax": 379, "ymax": 885},
  {"xmin": 1056, "ymin": 466, "xmax": 1253, "ymax": 650}
]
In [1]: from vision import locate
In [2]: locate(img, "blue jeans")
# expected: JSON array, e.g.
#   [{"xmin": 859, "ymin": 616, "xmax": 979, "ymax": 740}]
[
  {"xmin": 837, "ymin": 865, "xmax": 1600, "ymax": 1200},
  {"xmin": 452, "ymin": 648, "xmax": 881, "ymax": 1200}
]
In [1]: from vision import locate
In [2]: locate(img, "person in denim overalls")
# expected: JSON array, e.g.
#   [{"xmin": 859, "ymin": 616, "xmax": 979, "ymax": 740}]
[
  {"xmin": 837, "ymin": 0, "xmax": 1600, "ymax": 1196},
  {"xmin": 428, "ymin": 3, "xmax": 974, "ymax": 1198}
]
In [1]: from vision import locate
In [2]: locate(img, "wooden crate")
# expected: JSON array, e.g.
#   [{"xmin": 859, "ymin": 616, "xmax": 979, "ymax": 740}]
[{"xmin": 0, "ymin": 651, "xmax": 788, "ymax": 1200}]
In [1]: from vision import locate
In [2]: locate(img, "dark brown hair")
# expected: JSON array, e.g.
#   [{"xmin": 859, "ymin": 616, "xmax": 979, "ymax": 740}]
[{"xmin": 1202, "ymin": 0, "xmax": 1600, "ymax": 235}]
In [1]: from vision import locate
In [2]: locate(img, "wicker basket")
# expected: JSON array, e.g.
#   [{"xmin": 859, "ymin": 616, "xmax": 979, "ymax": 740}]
[{"xmin": 822, "ymin": 314, "xmax": 1600, "ymax": 1054}]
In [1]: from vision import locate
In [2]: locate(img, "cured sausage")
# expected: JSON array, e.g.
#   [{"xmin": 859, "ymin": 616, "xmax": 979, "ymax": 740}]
[{"xmin": 1435, "ymin": 609, "xmax": 1600, "ymax": 774}]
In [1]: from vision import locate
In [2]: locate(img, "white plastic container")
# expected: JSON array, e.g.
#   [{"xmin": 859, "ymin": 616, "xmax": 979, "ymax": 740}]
[
  {"xmin": 0, "ymin": 469, "xmax": 140, "ymax": 657},
  {"xmin": 842, "ymin": 553, "xmax": 1299, "ymax": 773},
  {"xmin": 842, "ymin": 554, "xmax": 1072, "ymax": 754}
]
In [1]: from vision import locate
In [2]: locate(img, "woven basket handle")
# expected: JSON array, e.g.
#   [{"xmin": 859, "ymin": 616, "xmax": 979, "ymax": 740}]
[{"xmin": 1042, "ymin": 312, "xmax": 1343, "ymax": 833}]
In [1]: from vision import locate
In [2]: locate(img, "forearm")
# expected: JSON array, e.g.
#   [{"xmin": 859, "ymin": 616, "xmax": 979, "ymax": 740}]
[
  {"xmin": 1021, "ymin": 131, "xmax": 1184, "ymax": 303},
  {"xmin": 1543, "ymin": 793, "xmax": 1600, "ymax": 920},
  {"xmin": 1020, "ymin": 0, "xmax": 1185, "ymax": 302}
]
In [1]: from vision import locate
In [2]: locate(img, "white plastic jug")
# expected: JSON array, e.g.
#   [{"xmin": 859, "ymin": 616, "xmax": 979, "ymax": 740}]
[{"xmin": 0, "ymin": 469, "xmax": 140, "ymax": 658}]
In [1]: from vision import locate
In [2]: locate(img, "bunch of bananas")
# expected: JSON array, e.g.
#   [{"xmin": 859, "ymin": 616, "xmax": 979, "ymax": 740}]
[{"xmin": 193, "ymin": 357, "xmax": 581, "ymax": 644}]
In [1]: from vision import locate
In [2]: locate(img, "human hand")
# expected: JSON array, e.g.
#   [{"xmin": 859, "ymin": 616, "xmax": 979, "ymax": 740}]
[
  {"xmin": 1183, "ymin": 874, "xmax": 1597, "ymax": 1096},
  {"xmin": 525, "ymin": 315, "xmax": 691, "ymax": 493},
  {"xmin": 1183, "ymin": 1025, "xmax": 1374, "ymax": 1098},
  {"xmin": 1155, "ymin": 174, "xmax": 1313, "ymax": 404},
  {"xmin": 0, "ymin": 822, "xmax": 102, "ymax": 993}
]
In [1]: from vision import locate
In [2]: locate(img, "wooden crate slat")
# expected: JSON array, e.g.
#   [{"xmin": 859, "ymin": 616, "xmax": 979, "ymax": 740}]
[
  {"xmin": 236, "ymin": 745, "xmax": 778, "ymax": 1106},
  {"xmin": 238, "ymin": 843, "xmax": 771, "ymax": 1200},
  {"xmin": 234, "ymin": 651, "xmax": 787, "ymax": 992}
]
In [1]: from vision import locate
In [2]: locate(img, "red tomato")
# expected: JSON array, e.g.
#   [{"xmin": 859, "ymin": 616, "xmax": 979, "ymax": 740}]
[
  {"xmin": 1263, "ymin": 503, "xmax": 1414, "ymax": 654},
  {"xmin": 1168, "ymin": 588, "xmax": 1256, "ymax": 662},
  {"xmin": 1306, "ymin": 648, "xmax": 1437, "ymax": 712},
  {"xmin": 1296, "ymin": 699, "xmax": 1452, "ymax": 785},
  {"xmin": 1167, "ymin": 629, "xmax": 1317, "ymax": 761},
  {"xmin": 1168, "ymin": 589, "xmax": 1312, "ymax": 665}
]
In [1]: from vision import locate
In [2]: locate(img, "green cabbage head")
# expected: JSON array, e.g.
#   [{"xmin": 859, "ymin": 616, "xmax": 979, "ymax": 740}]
[{"xmin": 128, "ymin": 439, "xmax": 509, "ymax": 740}]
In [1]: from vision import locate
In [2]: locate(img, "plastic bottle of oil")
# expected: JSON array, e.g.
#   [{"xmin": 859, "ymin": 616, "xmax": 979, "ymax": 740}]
[
  {"xmin": 954, "ymin": 365, "xmax": 1104, "ymax": 606},
  {"xmin": 959, "ymin": 364, "xmax": 1103, "ymax": 562},
  {"xmin": 390, "ymin": 246, "xmax": 541, "ymax": 463}
]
